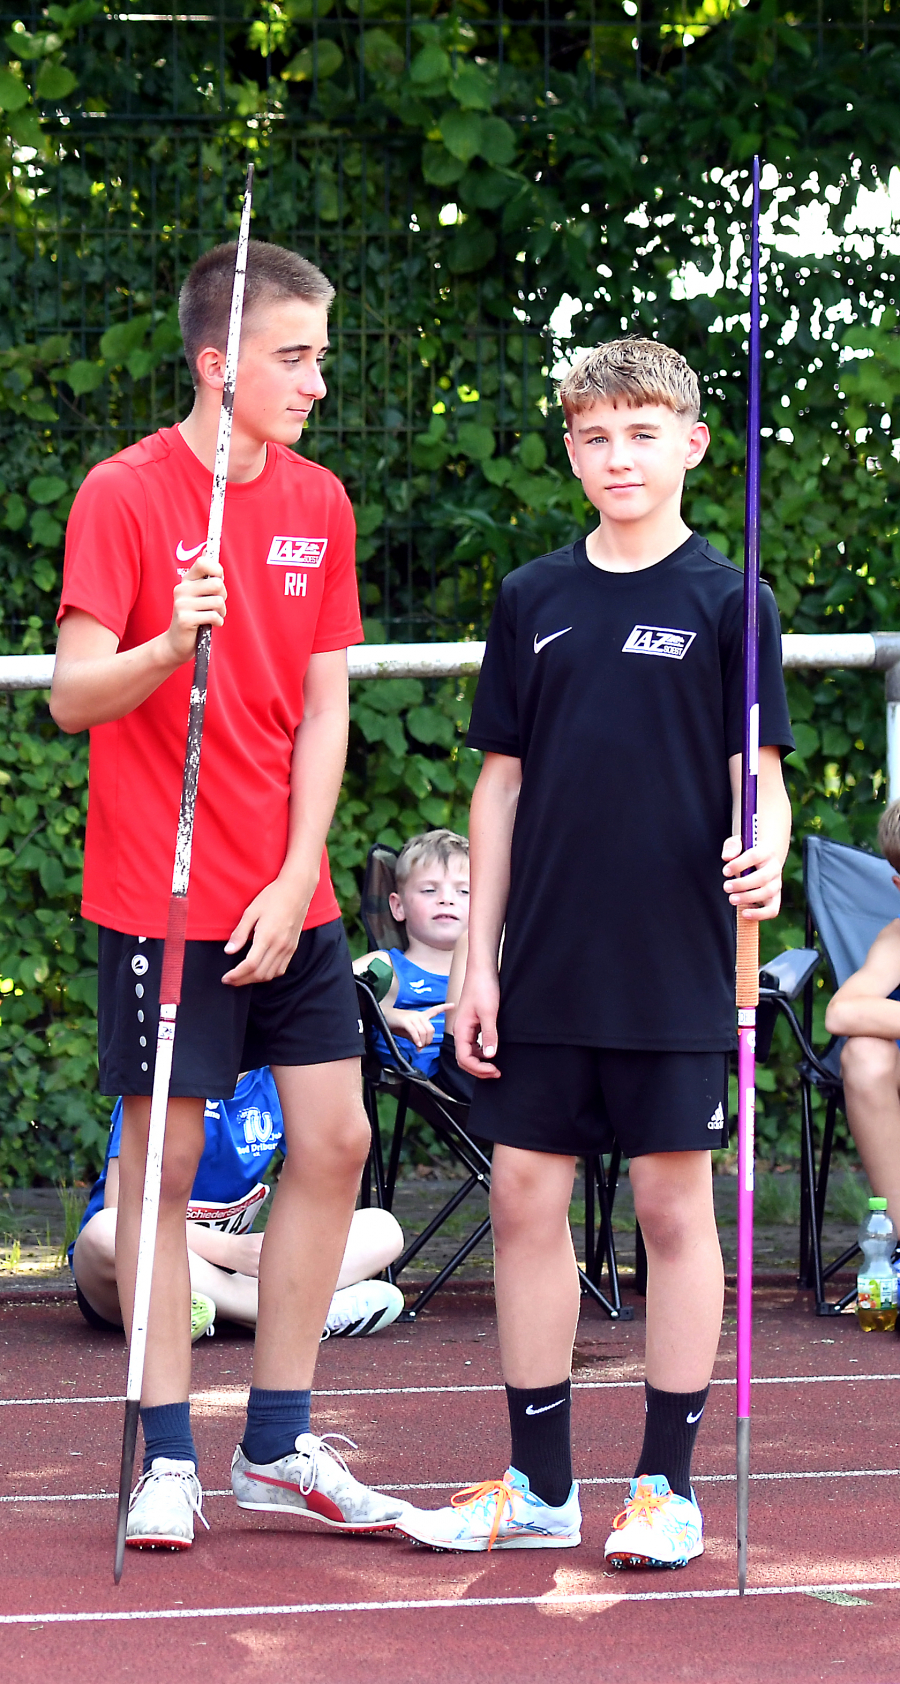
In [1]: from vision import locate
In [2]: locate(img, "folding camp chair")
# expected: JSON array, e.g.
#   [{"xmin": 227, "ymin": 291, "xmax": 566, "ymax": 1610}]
[
  {"xmin": 755, "ymin": 833, "xmax": 900, "ymax": 1314},
  {"xmin": 356, "ymin": 843, "xmax": 630, "ymax": 1320}
]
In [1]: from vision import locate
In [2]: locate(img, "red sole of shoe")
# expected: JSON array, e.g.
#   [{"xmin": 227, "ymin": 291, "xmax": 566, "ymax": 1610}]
[{"xmin": 125, "ymin": 1537, "xmax": 194, "ymax": 1550}]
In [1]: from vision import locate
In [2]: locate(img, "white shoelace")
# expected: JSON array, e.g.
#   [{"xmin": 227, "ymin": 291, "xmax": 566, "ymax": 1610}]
[
  {"xmin": 297, "ymin": 1433, "xmax": 358, "ymax": 1495},
  {"xmin": 132, "ymin": 1465, "xmax": 210, "ymax": 1532}
]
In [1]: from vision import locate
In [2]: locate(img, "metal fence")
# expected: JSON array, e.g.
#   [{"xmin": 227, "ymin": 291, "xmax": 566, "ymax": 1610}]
[{"xmin": 7, "ymin": 629, "xmax": 900, "ymax": 796}]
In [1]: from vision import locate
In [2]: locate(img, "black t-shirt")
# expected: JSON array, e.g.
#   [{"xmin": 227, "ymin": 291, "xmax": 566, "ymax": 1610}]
[{"xmin": 466, "ymin": 533, "xmax": 794, "ymax": 1051}]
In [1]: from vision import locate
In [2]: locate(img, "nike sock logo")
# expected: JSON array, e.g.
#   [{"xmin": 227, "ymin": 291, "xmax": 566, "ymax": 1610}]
[
  {"xmin": 525, "ymin": 1398, "xmax": 566, "ymax": 1416},
  {"xmin": 686, "ymin": 1409, "xmax": 704, "ymax": 1425}
]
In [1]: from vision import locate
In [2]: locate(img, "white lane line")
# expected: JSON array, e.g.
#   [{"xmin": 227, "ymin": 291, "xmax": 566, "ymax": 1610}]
[
  {"xmin": 2, "ymin": 1373, "xmax": 899, "ymax": 1407},
  {"xmin": 3, "ymin": 1467, "xmax": 898, "ymax": 1505},
  {"xmin": 4, "ymin": 1578, "xmax": 900, "ymax": 1627}
]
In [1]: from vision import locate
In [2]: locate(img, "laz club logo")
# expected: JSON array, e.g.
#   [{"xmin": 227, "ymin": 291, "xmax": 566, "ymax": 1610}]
[
  {"xmin": 266, "ymin": 536, "xmax": 328, "ymax": 567},
  {"xmin": 622, "ymin": 624, "xmax": 697, "ymax": 661}
]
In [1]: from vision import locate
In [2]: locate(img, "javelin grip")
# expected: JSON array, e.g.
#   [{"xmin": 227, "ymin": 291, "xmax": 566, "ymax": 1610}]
[
  {"xmin": 735, "ymin": 916, "xmax": 759, "ymax": 1010},
  {"xmin": 160, "ymin": 893, "xmax": 189, "ymax": 1006}
]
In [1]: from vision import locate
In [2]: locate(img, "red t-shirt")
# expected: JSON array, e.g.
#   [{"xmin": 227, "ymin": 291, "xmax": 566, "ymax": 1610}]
[{"xmin": 59, "ymin": 426, "xmax": 363, "ymax": 939}]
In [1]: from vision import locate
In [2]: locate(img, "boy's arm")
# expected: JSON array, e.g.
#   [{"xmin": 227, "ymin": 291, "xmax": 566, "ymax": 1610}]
[
  {"xmin": 454, "ymin": 752, "xmax": 522, "ymax": 1078},
  {"xmin": 721, "ymin": 745, "xmax": 792, "ymax": 921},
  {"xmin": 222, "ymin": 648, "xmax": 350, "ymax": 986},
  {"xmin": 825, "ymin": 924, "xmax": 900, "ymax": 1038},
  {"xmin": 50, "ymin": 554, "xmax": 227, "ymax": 733}
]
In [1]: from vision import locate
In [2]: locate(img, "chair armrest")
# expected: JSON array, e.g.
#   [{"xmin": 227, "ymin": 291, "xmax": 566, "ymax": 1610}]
[{"xmin": 759, "ymin": 947, "xmax": 820, "ymax": 1001}]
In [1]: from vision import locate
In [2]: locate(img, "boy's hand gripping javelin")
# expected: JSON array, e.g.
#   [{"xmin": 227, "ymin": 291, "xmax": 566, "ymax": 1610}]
[
  {"xmin": 113, "ymin": 163, "xmax": 254, "ymax": 1584},
  {"xmin": 736, "ymin": 154, "xmax": 762, "ymax": 1600}
]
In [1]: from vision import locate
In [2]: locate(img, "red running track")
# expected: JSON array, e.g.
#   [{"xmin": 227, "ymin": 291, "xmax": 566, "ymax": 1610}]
[{"xmin": 1, "ymin": 1283, "xmax": 899, "ymax": 1684}]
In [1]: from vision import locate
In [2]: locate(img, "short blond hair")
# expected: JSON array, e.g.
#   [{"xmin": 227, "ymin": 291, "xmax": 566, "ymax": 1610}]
[
  {"xmin": 558, "ymin": 337, "xmax": 701, "ymax": 427},
  {"xmin": 878, "ymin": 801, "xmax": 900, "ymax": 871},
  {"xmin": 395, "ymin": 829, "xmax": 469, "ymax": 890}
]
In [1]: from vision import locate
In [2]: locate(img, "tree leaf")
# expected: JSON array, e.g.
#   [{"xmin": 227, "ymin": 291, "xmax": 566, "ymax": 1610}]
[
  {"xmin": 283, "ymin": 39, "xmax": 343, "ymax": 81},
  {"xmin": 457, "ymin": 421, "xmax": 496, "ymax": 462},
  {"xmin": 450, "ymin": 64, "xmax": 494, "ymax": 111},
  {"xmin": 66, "ymin": 360, "xmax": 105, "ymax": 395},
  {"xmin": 0, "ymin": 67, "xmax": 30, "ymax": 112},
  {"xmin": 422, "ymin": 142, "xmax": 466, "ymax": 187},
  {"xmin": 99, "ymin": 315, "xmax": 152, "ymax": 363},
  {"xmin": 410, "ymin": 44, "xmax": 449, "ymax": 85},
  {"xmin": 439, "ymin": 109, "xmax": 483, "ymax": 163},
  {"xmin": 27, "ymin": 475, "xmax": 67, "ymax": 505},
  {"xmin": 35, "ymin": 63, "xmax": 77, "ymax": 100},
  {"xmin": 478, "ymin": 116, "xmax": 516, "ymax": 167},
  {"xmin": 447, "ymin": 221, "xmax": 496, "ymax": 274}
]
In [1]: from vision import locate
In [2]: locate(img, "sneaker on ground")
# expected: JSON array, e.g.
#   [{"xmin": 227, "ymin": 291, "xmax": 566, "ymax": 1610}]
[
  {"xmin": 125, "ymin": 1458, "xmax": 209, "ymax": 1551},
  {"xmin": 604, "ymin": 1475, "xmax": 704, "ymax": 1569},
  {"xmin": 231, "ymin": 1432, "xmax": 409, "ymax": 1532},
  {"xmin": 321, "ymin": 1280, "xmax": 404, "ymax": 1340},
  {"xmin": 190, "ymin": 1292, "xmax": 216, "ymax": 1342},
  {"xmin": 395, "ymin": 1467, "xmax": 581, "ymax": 1552}
]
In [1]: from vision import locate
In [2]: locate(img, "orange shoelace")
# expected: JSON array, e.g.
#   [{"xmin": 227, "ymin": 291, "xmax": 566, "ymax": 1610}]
[
  {"xmin": 451, "ymin": 1475, "xmax": 517, "ymax": 1551},
  {"xmin": 611, "ymin": 1480, "xmax": 670, "ymax": 1533}
]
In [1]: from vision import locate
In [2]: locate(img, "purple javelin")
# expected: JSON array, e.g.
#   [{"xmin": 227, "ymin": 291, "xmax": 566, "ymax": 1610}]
[{"xmin": 736, "ymin": 153, "xmax": 762, "ymax": 1599}]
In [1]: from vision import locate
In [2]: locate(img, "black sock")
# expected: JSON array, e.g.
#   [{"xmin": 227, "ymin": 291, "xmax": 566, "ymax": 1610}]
[
  {"xmin": 505, "ymin": 1380, "xmax": 573, "ymax": 1508},
  {"xmin": 633, "ymin": 1381, "xmax": 709, "ymax": 1500},
  {"xmin": 140, "ymin": 1401, "xmax": 197, "ymax": 1476}
]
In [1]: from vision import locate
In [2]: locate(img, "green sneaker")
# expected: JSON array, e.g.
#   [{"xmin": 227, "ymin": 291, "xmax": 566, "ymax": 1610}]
[{"xmin": 190, "ymin": 1292, "xmax": 216, "ymax": 1342}]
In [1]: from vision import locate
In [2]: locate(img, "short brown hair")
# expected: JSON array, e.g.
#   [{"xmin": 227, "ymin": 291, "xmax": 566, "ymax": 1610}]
[
  {"xmin": 558, "ymin": 337, "xmax": 701, "ymax": 426},
  {"xmin": 878, "ymin": 800, "xmax": 900, "ymax": 871},
  {"xmin": 178, "ymin": 238, "xmax": 335, "ymax": 385},
  {"xmin": 395, "ymin": 829, "xmax": 469, "ymax": 890}
]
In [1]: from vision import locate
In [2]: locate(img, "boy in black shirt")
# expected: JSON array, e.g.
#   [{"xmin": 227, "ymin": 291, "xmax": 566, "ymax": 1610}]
[{"xmin": 397, "ymin": 338, "xmax": 793, "ymax": 1565}]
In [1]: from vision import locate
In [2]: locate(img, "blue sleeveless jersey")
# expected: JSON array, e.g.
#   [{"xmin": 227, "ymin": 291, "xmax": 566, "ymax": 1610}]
[
  {"xmin": 372, "ymin": 946, "xmax": 449, "ymax": 1077},
  {"xmin": 76, "ymin": 1068, "xmax": 284, "ymax": 1245}
]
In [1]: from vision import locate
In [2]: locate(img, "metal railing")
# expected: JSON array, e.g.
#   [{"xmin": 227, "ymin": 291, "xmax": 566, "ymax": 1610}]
[{"xmin": 4, "ymin": 631, "xmax": 900, "ymax": 795}]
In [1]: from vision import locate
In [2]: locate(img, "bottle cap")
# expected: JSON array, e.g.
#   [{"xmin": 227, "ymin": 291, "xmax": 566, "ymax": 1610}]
[{"xmin": 869, "ymin": 1197, "xmax": 889, "ymax": 1210}]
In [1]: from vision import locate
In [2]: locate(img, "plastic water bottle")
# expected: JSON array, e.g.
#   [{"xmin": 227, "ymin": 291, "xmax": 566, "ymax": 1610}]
[{"xmin": 856, "ymin": 1198, "xmax": 898, "ymax": 1332}]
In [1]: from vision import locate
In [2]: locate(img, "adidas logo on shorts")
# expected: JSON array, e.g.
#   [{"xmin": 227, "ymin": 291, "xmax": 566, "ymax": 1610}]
[{"xmin": 708, "ymin": 1102, "xmax": 725, "ymax": 1130}]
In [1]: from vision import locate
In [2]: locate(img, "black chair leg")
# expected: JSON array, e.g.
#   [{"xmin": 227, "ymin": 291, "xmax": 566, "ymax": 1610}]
[
  {"xmin": 799, "ymin": 1079, "xmax": 840, "ymax": 1314},
  {"xmin": 584, "ymin": 1157, "xmax": 596, "ymax": 1280},
  {"xmin": 634, "ymin": 1221, "xmax": 647, "ymax": 1296}
]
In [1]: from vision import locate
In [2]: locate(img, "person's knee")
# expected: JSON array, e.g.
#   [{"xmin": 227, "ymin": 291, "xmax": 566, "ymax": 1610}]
[
  {"xmin": 72, "ymin": 1207, "xmax": 117, "ymax": 1281},
  {"xmin": 633, "ymin": 1158, "xmax": 714, "ymax": 1260},
  {"xmin": 348, "ymin": 1206, "xmax": 404, "ymax": 1271},
  {"xmin": 841, "ymin": 1035, "xmax": 898, "ymax": 1093},
  {"xmin": 286, "ymin": 1101, "xmax": 371, "ymax": 1187},
  {"xmin": 491, "ymin": 1151, "xmax": 569, "ymax": 1248}
]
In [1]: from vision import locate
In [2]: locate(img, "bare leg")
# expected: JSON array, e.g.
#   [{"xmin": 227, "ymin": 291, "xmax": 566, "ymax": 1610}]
[
  {"xmin": 251, "ymin": 1058, "xmax": 370, "ymax": 1390},
  {"xmin": 336, "ymin": 1207, "xmax": 404, "ymax": 1289},
  {"xmin": 115, "ymin": 1096, "xmax": 206, "ymax": 1407},
  {"xmin": 72, "ymin": 1208, "xmax": 122, "ymax": 1325},
  {"xmin": 841, "ymin": 1037, "xmax": 900, "ymax": 1232},
  {"xmin": 188, "ymin": 1208, "xmax": 403, "ymax": 1327},
  {"xmin": 630, "ymin": 1151, "xmax": 723, "ymax": 1393},
  {"xmin": 491, "ymin": 1145, "xmax": 579, "ymax": 1387}
]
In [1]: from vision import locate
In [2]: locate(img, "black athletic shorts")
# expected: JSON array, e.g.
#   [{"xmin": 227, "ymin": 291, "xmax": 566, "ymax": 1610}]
[
  {"xmin": 468, "ymin": 1043, "xmax": 729, "ymax": 1158},
  {"xmin": 74, "ymin": 1279, "xmax": 121, "ymax": 1334},
  {"xmin": 97, "ymin": 916, "xmax": 364, "ymax": 1098}
]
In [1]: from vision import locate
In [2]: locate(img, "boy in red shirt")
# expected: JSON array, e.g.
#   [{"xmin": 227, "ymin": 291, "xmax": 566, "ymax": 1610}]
[{"xmin": 52, "ymin": 240, "xmax": 408, "ymax": 1551}]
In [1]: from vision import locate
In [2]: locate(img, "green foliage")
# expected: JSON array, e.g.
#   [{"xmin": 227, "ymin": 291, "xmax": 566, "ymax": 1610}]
[{"xmin": 1, "ymin": 0, "xmax": 900, "ymax": 1179}]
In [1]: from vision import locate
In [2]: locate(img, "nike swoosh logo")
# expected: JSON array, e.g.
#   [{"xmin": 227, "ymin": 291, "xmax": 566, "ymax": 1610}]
[
  {"xmin": 686, "ymin": 1409, "xmax": 704, "ymax": 1424},
  {"xmin": 533, "ymin": 627, "xmax": 573, "ymax": 654},
  {"xmin": 176, "ymin": 540, "xmax": 206, "ymax": 562},
  {"xmin": 525, "ymin": 1398, "xmax": 566, "ymax": 1416}
]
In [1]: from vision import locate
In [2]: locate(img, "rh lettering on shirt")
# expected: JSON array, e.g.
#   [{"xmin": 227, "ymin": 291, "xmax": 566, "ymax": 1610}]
[
  {"xmin": 622, "ymin": 624, "xmax": 697, "ymax": 661},
  {"xmin": 284, "ymin": 573, "xmax": 308, "ymax": 597}
]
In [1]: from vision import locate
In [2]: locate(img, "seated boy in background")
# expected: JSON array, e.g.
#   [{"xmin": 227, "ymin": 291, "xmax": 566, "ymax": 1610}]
[
  {"xmin": 72, "ymin": 1067, "xmax": 405, "ymax": 1339},
  {"xmin": 825, "ymin": 799, "xmax": 900, "ymax": 1231},
  {"xmin": 355, "ymin": 829, "xmax": 469, "ymax": 1080}
]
